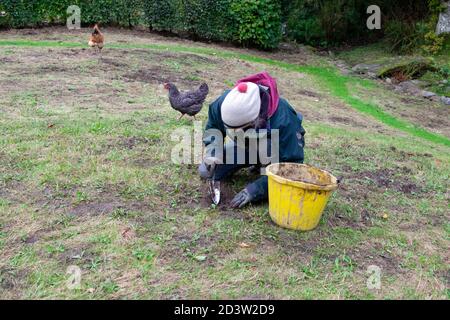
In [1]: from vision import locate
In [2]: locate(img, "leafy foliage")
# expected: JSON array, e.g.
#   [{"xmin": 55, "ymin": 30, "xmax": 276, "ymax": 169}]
[
  {"xmin": 0, "ymin": 0, "xmax": 144, "ymax": 28},
  {"xmin": 422, "ymin": 31, "xmax": 445, "ymax": 55},
  {"xmin": 384, "ymin": 21, "xmax": 427, "ymax": 54},
  {"xmin": 229, "ymin": 0, "xmax": 282, "ymax": 49},
  {"xmin": 384, "ymin": 0, "xmax": 448, "ymax": 54},
  {"xmin": 283, "ymin": 0, "xmax": 380, "ymax": 47},
  {"xmin": 0, "ymin": 0, "xmax": 282, "ymax": 49},
  {"xmin": 283, "ymin": 0, "xmax": 443, "ymax": 49},
  {"xmin": 143, "ymin": 0, "xmax": 176, "ymax": 31},
  {"xmin": 420, "ymin": 0, "xmax": 448, "ymax": 55},
  {"xmin": 144, "ymin": 0, "xmax": 281, "ymax": 49},
  {"xmin": 286, "ymin": 8, "xmax": 324, "ymax": 46},
  {"xmin": 0, "ymin": 0, "xmax": 447, "ymax": 51}
]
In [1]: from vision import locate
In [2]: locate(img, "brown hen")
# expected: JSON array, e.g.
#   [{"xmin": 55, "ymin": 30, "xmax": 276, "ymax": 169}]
[{"xmin": 88, "ymin": 24, "xmax": 104, "ymax": 61}]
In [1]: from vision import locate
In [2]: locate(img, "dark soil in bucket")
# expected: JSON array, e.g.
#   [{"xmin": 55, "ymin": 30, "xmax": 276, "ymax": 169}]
[{"xmin": 276, "ymin": 164, "xmax": 332, "ymax": 186}]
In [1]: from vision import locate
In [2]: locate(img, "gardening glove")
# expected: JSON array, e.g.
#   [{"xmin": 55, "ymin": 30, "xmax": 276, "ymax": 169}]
[{"xmin": 230, "ymin": 188, "xmax": 253, "ymax": 208}]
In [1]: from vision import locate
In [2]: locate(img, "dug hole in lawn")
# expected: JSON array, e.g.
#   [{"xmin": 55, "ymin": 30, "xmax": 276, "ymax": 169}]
[{"xmin": 266, "ymin": 163, "xmax": 339, "ymax": 231}]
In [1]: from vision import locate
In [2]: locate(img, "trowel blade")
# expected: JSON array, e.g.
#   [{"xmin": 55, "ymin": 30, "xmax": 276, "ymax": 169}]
[{"xmin": 209, "ymin": 180, "xmax": 221, "ymax": 205}]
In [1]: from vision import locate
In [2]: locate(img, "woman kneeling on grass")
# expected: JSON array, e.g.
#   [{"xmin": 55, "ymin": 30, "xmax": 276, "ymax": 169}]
[{"xmin": 199, "ymin": 72, "xmax": 306, "ymax": 208}]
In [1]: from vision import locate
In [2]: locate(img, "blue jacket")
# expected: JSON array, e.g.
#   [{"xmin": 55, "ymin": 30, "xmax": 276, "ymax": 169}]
[{"xmin": 203, "ymin": 91, "xmax": 305, "ymax": 202}]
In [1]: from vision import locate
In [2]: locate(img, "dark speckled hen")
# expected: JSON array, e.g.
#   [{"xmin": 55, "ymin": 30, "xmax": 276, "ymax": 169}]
[{"xmin": 164, "ymin": 83, "xmax": 209, "ymax": 120}]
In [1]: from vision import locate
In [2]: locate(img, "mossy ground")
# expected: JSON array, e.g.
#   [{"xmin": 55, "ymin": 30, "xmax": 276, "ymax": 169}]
[{"xmin": 337, "ymin": 41, "xmax": 450, "ymax": 97}]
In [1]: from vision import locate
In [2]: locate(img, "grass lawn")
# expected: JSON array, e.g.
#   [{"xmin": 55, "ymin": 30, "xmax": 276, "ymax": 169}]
[{"xmin": 0, "ymin": 27, "xmax": 449, "ymax": 299}]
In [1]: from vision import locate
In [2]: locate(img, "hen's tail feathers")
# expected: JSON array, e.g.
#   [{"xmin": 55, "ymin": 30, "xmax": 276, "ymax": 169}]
[{"xmin": 93, "ymin": 24, "xmax": 101, "ymax": 34}]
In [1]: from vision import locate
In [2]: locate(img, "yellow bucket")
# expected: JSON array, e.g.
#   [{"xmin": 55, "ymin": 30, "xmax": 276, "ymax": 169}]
[{"xmin": 266, "ymin": 163, "xmax": 338, "ymax": 231}]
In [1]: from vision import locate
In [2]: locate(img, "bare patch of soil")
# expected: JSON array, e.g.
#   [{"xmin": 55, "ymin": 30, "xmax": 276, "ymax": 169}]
[
  {"xmin": 59, "ymin": 243, "xmax": 97, "ymax": 266},
  {"xmin": 159, "ymin": 223, "xmax": 232, "ymax": 267},
  {"xmin": 125, "ymin": 48, "xmax": 217, "ymax": 66},
  {"xmin": 0, "ymin": 267, "xmax": 28, "ymax": 292},
  {"xmin": 0, "ymin": 57, "xmax": 15, "ymax": 63},
  {"xmin": 400, "ymin": 96, "xmax": 420, "ymax": 104},
  {"xmin": 36, "ymin": 186, "xmax": 73, "ymax": 212},
  {"xmin": 117, "ymin": 136, "xmax": 154, "ymax": 149},
  {"xmin": 123, "ymin": 67, "xmax": 198, "ymax": 86},
  {"xmin": 297, "ymin": 89, "xmax": 321, "ymax": 98},
  {"xmin": 24, "ymin": 184, "xmax": 151, "ymax": 221},
  {"xmin": 437, "ymin": 270, "xmax": 450, "ymax": 287},
  {"xmin": 275, "ymin": 231, "xmax": 322, "ymax": 260},
  {"xmin": 23, "ymin": 228, "xmax": 52, "ymax": 244},
  {"xmin": 198, "ymin": 181, "xmax": 257, "ymax": 221},
  {"xmin": 200, "ymin": 182, "xmax": 236, "ymax": 210},
  {"xmin": 36, "ymin": 65, "xmax": 69, "ymax": 73},
  {"xmin": 390, "ymin": 97, "xmax": 450, "ymax": 136},
  {"xmin": 68, "ymin": 186, "xmax": 151, "ymax": 218},
  {"xmin": 70, "ymin": 201, "xmax": 119, "ymax": 216},
  {"xmin": 346, "ymin": 168, "xmax": 422, "ymax": 195},
  {"xmin": 348, "ymin": 243, "xmax": 404, "ymax": 275},
  {"xmin": 99, "ymin": 57, "xmax": 128, "ymax": 68},
  {"xmin": 58, "ymin": 48, "xmax": 88, "ymax": 56},
  {"xmin": 100, "ymin": 136, "xmax": 159, "ymax": 156},
  {"xmin": 157, "ymin": 51, "xmax": 218, "ymax": 65},
  {"xmin": 327, "ymin": 211, "xmax": 370, "ymax": 229},
  {"xmin": 131, "ymin": 156, "xmax": 157, "ymax": 168},
  {"xmin": 329, "ymin": 116, "xmax": 367, "ymax": 128},
  {"xmin": 389, "ymin": 146, "xmax": 433, "ymax": 159},
  {"xmin": 0, "ymin": 181, "xmax": 35, "ymax": 204},
  {"xmin": 166, "ymin": 176, "xmax": 239, "ymax": 213}
]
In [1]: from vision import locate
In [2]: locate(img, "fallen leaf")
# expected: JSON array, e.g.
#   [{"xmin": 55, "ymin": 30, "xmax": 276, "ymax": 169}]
[
  {"xmin": 195, "ymin": 255, "xmax": 207, "ymax": 262},
  {"xmin": 121, "ymin": 227, "xmax": 135, "ymax": 240},
  {"xmin": 47, "ymin": 123, "xmax": 55, "ymax": 128},
  {"xmin": 382, "ymin": 213, "xmax": 389, "ymax": 220},
  {"xmin": 239, "ymin": 242, "xmax": 251, "ymax": 248},
  {"xmin": 87, "ymin": 288, "xmax": 95, "ymax": 294}
]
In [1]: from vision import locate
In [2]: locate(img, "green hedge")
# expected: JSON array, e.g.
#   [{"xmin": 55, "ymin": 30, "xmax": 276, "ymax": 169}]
[
  {"xmin": 143, "ymin": 0, "xmax": 282, "ymax": 49},
  {"xmin": 0, "ymin": 0, "xmax": 144, "ymax": 28},
  {"xmin": 283, "ymin": 0, "xmax": 379, "ymax": 46},
  {"xmin": 0, "ymin": 0, "xmax": 282, "ymax": 49},
  {"xmin": 0, "ymin": 0, "xmax": 438, "ymax": 50},
  {"xmin": 143, "ymin": 0, "xmax": 233, "ymax": 41}
]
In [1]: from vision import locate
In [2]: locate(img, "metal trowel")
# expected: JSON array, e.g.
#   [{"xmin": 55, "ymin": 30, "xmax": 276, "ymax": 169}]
[{"xmin": 208, "ymin": 180, "xmax": 221, "ymax": 205}]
